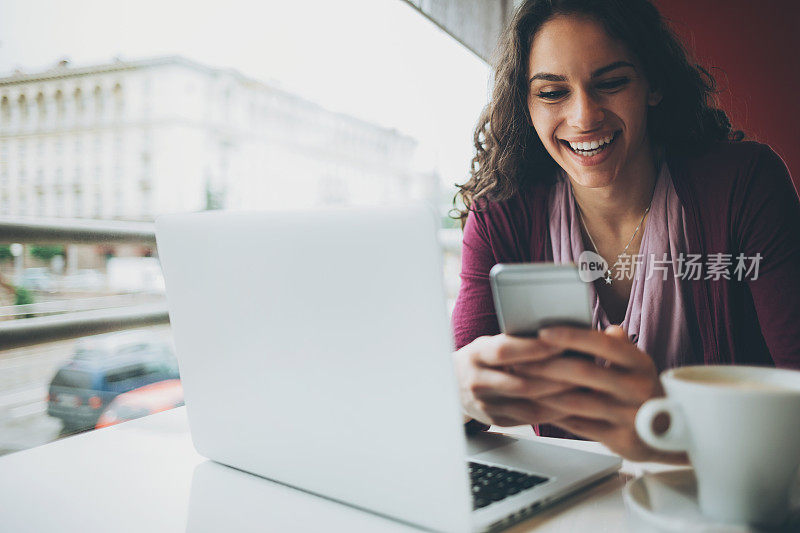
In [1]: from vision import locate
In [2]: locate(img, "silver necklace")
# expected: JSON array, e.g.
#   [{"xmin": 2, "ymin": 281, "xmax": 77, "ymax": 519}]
[{"xmin": 577, "ymin": 200, "xmax": 651, "ymax": 286}]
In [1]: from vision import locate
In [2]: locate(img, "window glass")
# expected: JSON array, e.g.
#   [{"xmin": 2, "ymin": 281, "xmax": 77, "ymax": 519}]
[
  {"xmin": 51, "ymin": 369, "xmax": 92, "ymax": 389},
  {"xmin": 0, "ymin": 0, "xmax": 487, "ymax": 454}
]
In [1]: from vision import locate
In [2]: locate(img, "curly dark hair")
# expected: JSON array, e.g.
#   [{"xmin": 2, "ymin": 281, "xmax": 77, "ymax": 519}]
[{"xmin": 452, "ymin": 0, "xmax": 745, "ymax": 226}]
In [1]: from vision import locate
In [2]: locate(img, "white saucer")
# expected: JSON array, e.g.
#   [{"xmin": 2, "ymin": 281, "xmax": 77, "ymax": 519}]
[{"xmin": 622, "ymin": 469, "xmax": 800, "ymax": 532}]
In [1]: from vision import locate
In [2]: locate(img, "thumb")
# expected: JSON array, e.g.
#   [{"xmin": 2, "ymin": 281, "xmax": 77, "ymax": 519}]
[{"xmin": 604, "ymin": 324, "xmax": 628, "ymax": 339}]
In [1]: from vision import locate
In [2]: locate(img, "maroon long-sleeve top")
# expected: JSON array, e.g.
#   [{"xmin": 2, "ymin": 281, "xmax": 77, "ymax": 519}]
[{"xmin": 452, "ymin": 140, "xmax": 800, "ymax": 370}]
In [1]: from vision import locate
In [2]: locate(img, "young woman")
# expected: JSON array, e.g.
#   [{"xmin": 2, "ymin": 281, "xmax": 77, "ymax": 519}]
[{"xmin": 450, "ymin": 0, "xmax": 800, "ymax": 462}]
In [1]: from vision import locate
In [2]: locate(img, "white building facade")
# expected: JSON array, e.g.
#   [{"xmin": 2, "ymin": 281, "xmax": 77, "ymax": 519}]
[{"xmin": 0, "ymin": 56, "xmax": 428, "ymax": 221}]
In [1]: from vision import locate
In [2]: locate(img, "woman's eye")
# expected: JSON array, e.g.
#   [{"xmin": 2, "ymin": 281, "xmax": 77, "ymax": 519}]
[
  {"xmin": 597, "ymin": 78, "xmax": 629, "ymax": 90},
  {"xmin": 535, "ymin": 79, "xmax": 629, "ymax": 101},
  {"xmin": 537, "ymin": 90, "xmax": 567, "ymax": 100}
]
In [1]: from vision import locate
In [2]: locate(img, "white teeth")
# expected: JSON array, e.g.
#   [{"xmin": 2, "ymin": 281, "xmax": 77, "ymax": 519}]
[{"xmin": 568, "ymin": 133, "xmax": 615, "ymax": 152}]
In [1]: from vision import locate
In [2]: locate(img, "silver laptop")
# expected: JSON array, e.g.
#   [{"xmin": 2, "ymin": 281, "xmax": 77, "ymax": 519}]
[{"xmin": 155, "ymin": 205, "xmax": 621, "ymax": 533}]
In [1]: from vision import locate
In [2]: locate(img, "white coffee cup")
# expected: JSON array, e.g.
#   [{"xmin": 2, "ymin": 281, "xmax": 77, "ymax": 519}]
[{"xmin": 635, "ymin": 365, "xmax": 800, "ymax": 526}]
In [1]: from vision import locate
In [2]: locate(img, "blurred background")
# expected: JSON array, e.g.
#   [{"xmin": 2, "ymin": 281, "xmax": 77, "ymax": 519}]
[
  {"xmin": 0, "ymin": 0, "xmax": 797, "ymax": 455},
  {"xmin": 0, "ymin": 0, "xmax": 495, "ymax": 454}
]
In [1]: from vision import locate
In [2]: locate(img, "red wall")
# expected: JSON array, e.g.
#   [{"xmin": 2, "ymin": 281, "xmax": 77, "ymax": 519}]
[{"xmin": 652, "ymin": 0, "xmax": 800, "ymax": 190}]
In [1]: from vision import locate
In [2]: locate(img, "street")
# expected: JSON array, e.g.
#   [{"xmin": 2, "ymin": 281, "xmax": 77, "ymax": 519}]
[{"xmin": 0, "ymin": 325, "xmax": 173, "ymax": 456}]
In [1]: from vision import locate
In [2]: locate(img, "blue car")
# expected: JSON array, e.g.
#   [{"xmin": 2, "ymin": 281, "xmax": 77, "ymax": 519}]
[{"xmin": 47, "ymin": 330, "xmax": 179, "ymax": 432}]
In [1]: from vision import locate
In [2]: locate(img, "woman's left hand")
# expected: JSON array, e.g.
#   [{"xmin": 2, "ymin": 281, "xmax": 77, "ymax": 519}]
[{"xmin": 513, "ymin": 325, "xmax": 688, "ymax": 464}]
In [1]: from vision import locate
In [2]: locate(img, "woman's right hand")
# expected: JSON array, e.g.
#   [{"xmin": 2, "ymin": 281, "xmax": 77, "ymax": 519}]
[{"xmin": 453, "ymin": 334, "xmax": 576, "ymax": 427}]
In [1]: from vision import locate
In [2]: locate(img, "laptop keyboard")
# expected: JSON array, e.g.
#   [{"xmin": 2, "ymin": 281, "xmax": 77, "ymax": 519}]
[{"xmin": 468, "ymin": 462, "xmax": 549, "ymax": 510}]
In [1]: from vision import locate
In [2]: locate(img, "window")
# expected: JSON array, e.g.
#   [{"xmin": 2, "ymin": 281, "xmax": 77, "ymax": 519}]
[
  {"xmin": 17, "ymin": 94, "xmax": 28, "ymax": 122},
  {"xmin": 51, "ymin": 369, "xmax": 92, "ymax": 389},
  {"xmin": 104, "ymin": 364, "xmax": 149, "ymax": 384},
  {"xmin": 0, "ymin": 0, "xmax": 488, "ymax": 456},
  {"xmin": 73, "ymin": 88, "xmax": 84, "ymax": 115},
  {"xmin": 0, "ymin": 96, "xmax": 10, "ymax": 123},
  {"xmin": 93, "ymin": 86, "xmax": 104, "ymax": 118},
  {"xmin": 54, "ymin": 90, "xmax": 65, "ymax": 119},
  {"xmin": 36, "ymin": 92, "xmax": 46, "ymax": 122},
  {"xmin": 112, "ymin": 83, "xmax": 123, "ymax": 117}
]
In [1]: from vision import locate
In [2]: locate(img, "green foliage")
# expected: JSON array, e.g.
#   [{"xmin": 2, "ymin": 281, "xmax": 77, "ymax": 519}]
[
  {"xmin": 14, "ymin": 286, "xmax": 34, "ymax": 306},
  {"xmin": 0, "ymin": 245, "xmax": 12, "ymax": 262},
  {"xmin": 30, "ymin": 245, "xmax": 65, "ymax": 262}
]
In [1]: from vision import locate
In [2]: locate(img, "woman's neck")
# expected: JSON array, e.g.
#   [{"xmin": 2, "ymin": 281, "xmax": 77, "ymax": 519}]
[{"xmin": 569, "ymin": 142, "xmax": 663, "ymax": 239}]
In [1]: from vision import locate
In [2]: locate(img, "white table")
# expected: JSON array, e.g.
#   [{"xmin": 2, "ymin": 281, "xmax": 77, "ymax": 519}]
[{"xmin": 0, "ymin": 407, "xmax": 682, "ymax": 532}]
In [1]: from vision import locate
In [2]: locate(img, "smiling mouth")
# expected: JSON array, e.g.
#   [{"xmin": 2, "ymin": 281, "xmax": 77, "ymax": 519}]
[{"xmin": 560, "ymin": 131, "xmax": 621, "ymax": 157}]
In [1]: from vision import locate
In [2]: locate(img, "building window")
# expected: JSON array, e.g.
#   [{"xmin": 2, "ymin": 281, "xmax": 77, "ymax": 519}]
[
  {"xmin": 55, "ymin": 90, "xmax": 65, "ymax": 120},
  {"xmin": 17, "ymin": 94, "xmax": 28, "ymax": 122},
  {"xmin": 19, "ymin": 190, "xmax": 27, "ymax": 214},
  {"xmin": 36, "ymin": 92, "xmax": 46, "ymax": 122},
  {"xmin": 74, "ymin": 88, "xmax": 84, "ymax": 115},
  {"xmin": 93, "ymin": 86, "xmax": 104, "ymax": 119},
  {"xmin": 37, "ymin": 190, "xmax": 46, "ymax": 216},
  {"xmin": 74, "ymin": 185, "xmax": 83, "ymax": 216},
  {"xmin": 55, "ymin": 189, "xmax": 64, "ymax": 217},
  {"xmin": 0, "ymin": 96, "xmax": 10, "ymax": 123},
  {"xmin": 113, "ymin": 83, "xmax": 123, "ymax": 118},
  {"xmin": 94, "ymin": 191, "xmax": 103, "ymax": 218}
]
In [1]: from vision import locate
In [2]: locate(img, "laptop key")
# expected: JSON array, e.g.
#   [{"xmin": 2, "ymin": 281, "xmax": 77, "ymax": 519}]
[
  {"xmin": 467, "ymin": 462, "xmax": 549, "ymax": 510},
  {"xmin": 474, "ymin": 498, "xmax": 491, "ymax": 509}
]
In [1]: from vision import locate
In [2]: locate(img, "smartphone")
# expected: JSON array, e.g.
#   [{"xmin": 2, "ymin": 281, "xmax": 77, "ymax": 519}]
[{"xmin": 489, "ymin": 263, "xmax": 593, "ymax": 339}]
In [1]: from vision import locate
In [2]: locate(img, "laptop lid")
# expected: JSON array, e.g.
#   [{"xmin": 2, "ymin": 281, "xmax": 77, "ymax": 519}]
[{"xmin": 156, "ymin": 205, "xmax": 472, "ymax": 532}]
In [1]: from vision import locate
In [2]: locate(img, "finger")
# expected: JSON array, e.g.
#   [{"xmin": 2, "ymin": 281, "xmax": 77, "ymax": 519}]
[
  {"xmin": 471, "ymin": 367, "xmax": 576, "ymax": 400},
  {"xmin": 512, "ymin": 358, "xmax": 654, "ymax": 405},
  {"xmin": 538, "ymin": 326, "xmax": 650, "ymax": 371},
  {"xmin": 475, "ymin": 334, "xmax": 563, "ymax": 367},
  {"xmin": 553, "ymin": 416, "xmax": 616, "ymax": 442},
  {"xmin": 535, "ymin": 389, "xmax": 638, "ymax": 425},
  {"xmin": 484, "ymin": 398, "xmax": 569, "ymax": 427}
]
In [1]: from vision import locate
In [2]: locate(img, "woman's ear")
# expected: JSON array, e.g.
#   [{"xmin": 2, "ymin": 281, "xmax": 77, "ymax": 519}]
[{"xmin": 648, "ymin": 88, "xmax": 663, "ymax": 107}]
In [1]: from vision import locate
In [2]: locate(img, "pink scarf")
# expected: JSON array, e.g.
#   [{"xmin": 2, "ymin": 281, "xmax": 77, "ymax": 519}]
[{"xmin": 547, "ymin": 161, "xmax": 696, "ymax": 371}]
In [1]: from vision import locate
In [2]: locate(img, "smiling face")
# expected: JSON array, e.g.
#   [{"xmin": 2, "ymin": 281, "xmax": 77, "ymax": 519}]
[{"xmin": 527, "ymin": 14, "xmax": 662, "ymax": 188}]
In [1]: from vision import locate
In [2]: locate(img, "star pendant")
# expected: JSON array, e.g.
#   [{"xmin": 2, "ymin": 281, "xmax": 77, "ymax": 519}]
[{"xmin": 604, "ymin": 270, "xmax": 613, "ymax": 285}]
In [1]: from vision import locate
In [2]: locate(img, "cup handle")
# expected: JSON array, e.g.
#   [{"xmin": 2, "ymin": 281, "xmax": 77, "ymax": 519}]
[{"xmin": 635, "ymin": 397, "xmax": 688, "ymax": 452}]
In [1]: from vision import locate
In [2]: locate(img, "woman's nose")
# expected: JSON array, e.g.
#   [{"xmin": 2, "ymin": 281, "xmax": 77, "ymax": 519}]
[{"xmin": 566, "ymin": 90, "xmax": 605, "ymax": 131}]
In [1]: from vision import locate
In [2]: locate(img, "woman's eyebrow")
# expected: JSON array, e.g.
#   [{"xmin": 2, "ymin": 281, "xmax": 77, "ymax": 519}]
[{"xmin": 529, "ymin": 61, "xmax": 636, "ymax": 83}]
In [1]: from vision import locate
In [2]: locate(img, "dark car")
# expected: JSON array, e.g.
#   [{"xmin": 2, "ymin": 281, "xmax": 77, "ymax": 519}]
[{"xmin": 47, "ymin": 331, "xmax": 179, "ymax": 432}]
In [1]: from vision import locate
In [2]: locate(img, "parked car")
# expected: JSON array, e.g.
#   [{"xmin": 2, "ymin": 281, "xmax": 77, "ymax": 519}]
[
  {"xmin": 96, "ymin": 379, "xmax": 184, "ymax": 428},
  {"xmin": 16, "ymin": 267, "xmax": 57, "ymax": 293},
  {"xmin": 47, "ymin": 330, "xmax": 179, "ymax": 432}
]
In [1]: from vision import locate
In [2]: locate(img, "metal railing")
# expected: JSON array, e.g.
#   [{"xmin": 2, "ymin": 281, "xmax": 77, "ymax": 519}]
[
  {"xmin": 0, "ymin": 217, "xmax": 166, "ymax": 350},
  {"xmin": 0, "ymin": 218, "xmax": 463, "ymax": 350},
  {"xmin": 0, "ymin": 217, "xmax": 156, "ymax": 244}
]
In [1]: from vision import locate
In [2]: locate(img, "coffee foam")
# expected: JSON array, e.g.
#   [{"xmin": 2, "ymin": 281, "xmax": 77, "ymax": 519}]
[{"xmin": 675, "ymin": 370, "xmax": 800, "ymax": 393}]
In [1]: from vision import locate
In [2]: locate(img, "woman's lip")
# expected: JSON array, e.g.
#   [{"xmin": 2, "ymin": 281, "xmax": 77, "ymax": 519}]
[
  {"xmin": 560, "ymin": 131, "xmax": 619, "ymax": 144},
  {"xmin": 560, "ymin": 130, "xmax": 620, "ymax": 167}
]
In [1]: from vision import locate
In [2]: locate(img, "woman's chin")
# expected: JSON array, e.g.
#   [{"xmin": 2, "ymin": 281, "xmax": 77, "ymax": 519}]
[{"xmin": 563, "ymin": 172, "xmax": 616, "ymax": 189}]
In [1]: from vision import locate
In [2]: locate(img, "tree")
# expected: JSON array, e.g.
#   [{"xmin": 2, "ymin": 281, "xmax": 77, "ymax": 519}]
[
  {"xmin": 0, "ymin": 245, "xmax": 12, "ymax": 262},
  {"xmin": 14, "ymin": 286, "xmax": 34, "ymax": 306},
  {"xmin": 30, "ymin": 245, "xmax": 65, "ymax": 262}
]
